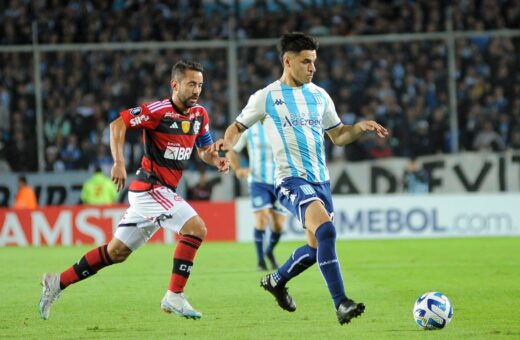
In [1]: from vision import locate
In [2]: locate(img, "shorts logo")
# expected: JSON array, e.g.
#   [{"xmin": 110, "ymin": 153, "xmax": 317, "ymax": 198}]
[
  {"xmin": 300, "ymin": 184, "xmax": 315, "ymax": 196},
  {"xmin": 253, "ymin": 196, "xmax": 263, "ymax": 207},
  {"xmin": 181, "ymin": 121, "xmax": 191, "ymax": 133},
  {"xmin": 130, "ymin": 107, "xmax": 142, "ymax": 116},
  {"xmin": 164, "ymin": 146, "xmax": 193, "ymax": 160}
]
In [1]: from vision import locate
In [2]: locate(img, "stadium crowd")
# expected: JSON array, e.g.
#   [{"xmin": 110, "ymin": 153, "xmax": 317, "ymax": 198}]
[{"xmin": 0, "ymin": 0, "xmax": 519, "ymax": 172}]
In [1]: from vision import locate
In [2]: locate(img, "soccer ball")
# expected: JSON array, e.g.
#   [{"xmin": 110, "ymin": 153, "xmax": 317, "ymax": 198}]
[{"xmin": 413, "ymin": 291, "xmax": 453, "ymax": 330}]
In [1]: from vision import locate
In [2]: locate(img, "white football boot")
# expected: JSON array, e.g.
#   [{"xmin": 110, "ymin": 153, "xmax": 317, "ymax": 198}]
[
  {"xmin": 160, "ymin": 291, "xmax": 202, "ymax": 320},
  {"xmin": 39, "ymin": 273, "xmax": 62, "ymax": 320}
]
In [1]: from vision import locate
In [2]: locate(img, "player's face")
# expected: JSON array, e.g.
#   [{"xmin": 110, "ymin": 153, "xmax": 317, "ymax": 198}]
[
  {"xmin": 286, "ymin": 50, "xmax": 317, "ymax": 85},
  {"xmin": 171, "ymin": 69, "xmax": 203, "ymax": 109}
]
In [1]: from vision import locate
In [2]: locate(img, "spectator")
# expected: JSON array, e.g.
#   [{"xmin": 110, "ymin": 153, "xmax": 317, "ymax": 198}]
[
  {"xmin": 13, "ymin": 175, "xmax": 38, "ymax": 209},
  {"xmin": 473, "ymin": 120, "xmax": 506, "ymax": 151},
  {"xmin": 80, "ymin": 167, "xmax": 117, "ymax": 205},
  {"xmin": 187, "ymin": 170, "xmax": 220, "ymax": 201},
  {"xmin": 1, "ymin": 1, "xmax": 519, "ymax": 167},
  {"xmin": 510, "ymin": 128, "xmax": 520, "ymax": 150},
  {"xmin": 366, "ymin": 136, "xmax": 394, "ymax": 159},
  {"xmin": 402, "ymin": 157, "xmax": 429, "ymax": 194}
]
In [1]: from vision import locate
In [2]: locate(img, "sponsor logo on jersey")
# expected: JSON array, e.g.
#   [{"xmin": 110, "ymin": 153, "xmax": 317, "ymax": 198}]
[
  {"xmin": 164, "ymin": 146, "xmax": 193, "ymax": 160},
  {"xmin": 130, "ymin": 107, "xmax": 142, "ymax": 116},
  {"xmin": 274, "ymin": 99, "xmax": 285, "ymax": 106},
  {"xmin": 193, "ymin": 120, "xmax": 201, "ymax": 134},
  {"xmin": 283, "ymin": 116, "xmax": 320, "ymax": 128},
  {"xmin": 181, "ymin": 121, "xmax": 191, "ymax": 133},
  {"xmin": 130, "ymin": 115, "xmax": 149, "ymax": 127},
  {"xmin": 170, "ymin": 122, "xmax": 179, "ymax": 129}
]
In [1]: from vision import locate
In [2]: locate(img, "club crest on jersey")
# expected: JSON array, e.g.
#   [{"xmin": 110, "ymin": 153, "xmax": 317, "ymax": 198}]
[
  {"xmin": 181, "ymin": 121, "xmax": 191, "ymax": 133},
  {"xmin": 193, "ymin": 120, "xmax": 201, "ymax": 134},
  {"xmin": 130, "ymin": 107, "xmax": 142, "ymax": 116}
]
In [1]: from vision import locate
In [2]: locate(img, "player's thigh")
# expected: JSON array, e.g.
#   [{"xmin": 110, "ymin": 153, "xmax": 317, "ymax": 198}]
[
  {"xmin": 304, "ymin": 200, "xmax": 332, "ymax": 234},
  {"xmin": 115, "ymin": 187, "xmax": 198, "ymax": 250},
  {"xmin": 254, "ymin": 208, "xmax": 271, "ymax": 229},
  {"xmin": 270, "ymin": 209, "xmax": 285, "ymax": 232}
]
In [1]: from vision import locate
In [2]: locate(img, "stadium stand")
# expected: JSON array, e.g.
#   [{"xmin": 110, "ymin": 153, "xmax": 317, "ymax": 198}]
[{"xmin": 0, "ymin": 0, "xmax": 519, "ymax": 172}]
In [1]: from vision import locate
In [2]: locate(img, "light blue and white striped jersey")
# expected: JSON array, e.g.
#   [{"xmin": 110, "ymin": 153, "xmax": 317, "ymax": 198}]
[
  {"xmin": 236, "ymin": 80, "xmax": 341, "ymax": 184},
  {"xmin": 233, "ymin": 123, "xmax": 276, "ymax": 185}
]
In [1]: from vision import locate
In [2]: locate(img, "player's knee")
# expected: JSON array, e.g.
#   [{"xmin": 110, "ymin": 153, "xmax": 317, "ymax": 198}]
[
  {"xmin": 315, "ymin": 221, "xmax": 336, "ymax": 242},
  {"xmin": 271, "ymin": 216, "xmax": 284, "ymax": 233},
  {"xmin": 107, "ymin": 245, "xmax": 131, "ymax": 263},
  {"xmin": 181, "ymin": 215, "xmax": 207, "ymax": 240},
  {"xmin": 255, "ymin": 210, "xmax": 270, "ymax": 228},
  {"xmin": 107, "ymin": 238, "xmax": 132, "ymax": 263}
]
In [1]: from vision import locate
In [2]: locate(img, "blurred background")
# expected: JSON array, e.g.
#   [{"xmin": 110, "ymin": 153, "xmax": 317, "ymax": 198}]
[{"xmin": 0, "ymin": 0, "xmax": 519, "ymax": 209}]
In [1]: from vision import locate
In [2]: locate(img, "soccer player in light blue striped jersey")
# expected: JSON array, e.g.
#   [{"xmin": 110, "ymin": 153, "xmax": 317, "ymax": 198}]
[
  {"xmin": 227, "ymin": 122, "xmax": 286, "ymax": 271},
  {"xmin": 213, "ymin": 32, "xmax": 388, "ymax": 325}
]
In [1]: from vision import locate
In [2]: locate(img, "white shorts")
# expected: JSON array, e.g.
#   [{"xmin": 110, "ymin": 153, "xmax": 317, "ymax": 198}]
[{"xmin": 114, "ymin": 186, "xmax": 198, "ymax": 251}]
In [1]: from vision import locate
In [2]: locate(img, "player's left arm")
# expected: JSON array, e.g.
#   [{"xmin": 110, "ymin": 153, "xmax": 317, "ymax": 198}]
[
  {"xmin": 197, "ymin": 146, "xmax": 230, "ymax": 173},
  {"xmin": 195, "ymin": 113, "xmax": 230, "ymax": 173},
  {"xmin": 327, "ymin": 121, "xmax": 388, "ymax": 146},
  {"xmin": 320, "ymin": 90, "xmax": 388, "ymax": 145}
]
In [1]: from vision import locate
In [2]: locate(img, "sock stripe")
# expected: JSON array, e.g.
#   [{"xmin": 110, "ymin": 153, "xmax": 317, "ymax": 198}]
[
  {"xmin": 179, "ymin": 240, "xmax": 200, "ymax": 249},
  {"xmin": 287, "ymin": 254, "xmax": 310, "ymax": 273},
  {"xmin": 98, "ymin": 246, "xmax": 107, "ymax": 265},
  {"xmin": 73, "ymin": 256, "xmax": 93, "ymax": 278},
  {"xmin": 182, "ymin": 234, "xmax": 203, "ymax": 243},
  {"xmin": 102, "ymin": 245, "xmax": 114, "ymax": 265}
]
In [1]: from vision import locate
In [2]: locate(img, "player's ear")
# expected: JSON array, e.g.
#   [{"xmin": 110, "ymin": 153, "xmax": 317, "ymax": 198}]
[
  {"xmin": 170, "ymin": 79, "xmax": 177, "ymax": 92},
  {"xmin": 283, "ymin": 53, "xmax": 291, "ymax": 68}
]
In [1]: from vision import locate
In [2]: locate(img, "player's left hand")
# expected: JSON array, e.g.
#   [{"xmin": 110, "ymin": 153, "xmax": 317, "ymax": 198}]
[
  {"xmin": 216, "ymin": 157, "xmax": 230, "ymax": 173},
  {"xmin": 358, "ymin": 120, "xmax": 389, "ymax": 138}
]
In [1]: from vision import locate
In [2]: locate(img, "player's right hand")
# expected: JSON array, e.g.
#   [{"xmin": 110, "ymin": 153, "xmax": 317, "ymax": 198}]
[
  {"xmin": 111, "ymin": 162, "xmax": 127, "ymax": 192},
  {"xmin": 210, "ymin": 139, "xmax": 231, "ymax": 153}
]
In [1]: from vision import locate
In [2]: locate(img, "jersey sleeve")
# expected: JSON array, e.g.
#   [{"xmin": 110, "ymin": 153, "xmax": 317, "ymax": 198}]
[
  {"xmin": 321, "ymin": 91, "xmax": 341, "ymax": 131},
  {"xmin": 195, "ymin": 108, "xmax": 213, "ymax": 148},
  {"xmin": 232, "ymin": 131, "xmax": 248, "ymax": 152},
  {"xmin": 119, "ymin": 103, "xmax": 161, "ymax": 130},
  {"xmin": 235, "ymin": 90, "xmax": 267, "ymax": 130}
]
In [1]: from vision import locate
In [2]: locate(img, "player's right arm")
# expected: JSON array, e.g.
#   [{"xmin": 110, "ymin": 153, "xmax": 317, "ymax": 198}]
[
  {"xmin": 212, "ymin": 90, "xmax": 266, "ymax": 153},
  {"xmin": 109, "ymin": 117, "xmax": 127, "ymax": 192},
  {"xmin": 227, "ymin": 132, "xmax": 249, "ymax": 179},
  {"xmin": 110, "ymin": 102, "xmax": 161, "ymax": 191}
]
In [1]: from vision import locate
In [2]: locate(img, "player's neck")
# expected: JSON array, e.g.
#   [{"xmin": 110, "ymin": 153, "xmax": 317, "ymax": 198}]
[
  {"xmin": 170, "ymin": 96, "xmax": 189, "ymax": 114},
  {"xmin": 279, "ymin": 72, "xmax": 304, "ymax": 88}
]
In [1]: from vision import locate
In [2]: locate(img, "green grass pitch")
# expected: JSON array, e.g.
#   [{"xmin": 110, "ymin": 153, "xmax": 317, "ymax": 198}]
[{"xmin": 1, "ymin": 237, "xmax": 519, "ymax": 339}]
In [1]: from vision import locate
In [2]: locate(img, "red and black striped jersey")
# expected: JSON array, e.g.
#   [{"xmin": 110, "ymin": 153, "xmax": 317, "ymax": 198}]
[{"xmin": 120, "ymin": 98, "xmax": 213, "ymax": 191}]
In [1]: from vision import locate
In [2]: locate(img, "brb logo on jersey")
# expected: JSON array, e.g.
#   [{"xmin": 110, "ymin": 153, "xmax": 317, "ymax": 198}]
[
  {"xmin": 130, "ymin": 115, "xmax": 149, "ymax": 127},
  {"xmin": 164, "ymin": 145, "xmax": 193, "ymax": 160}
]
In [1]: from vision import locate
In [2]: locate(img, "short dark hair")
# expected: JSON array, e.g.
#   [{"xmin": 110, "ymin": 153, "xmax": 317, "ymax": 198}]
[
  {"xmin": 171, "ymin": 60, "xmax": 204, "ymax": 80},
  {"xmin": 18, "ymin": 176, "xmax": 27, "ymax": 184},
  {"xmin": 277, "ymin": 32, "xmax": 319, "ymax": 62}
]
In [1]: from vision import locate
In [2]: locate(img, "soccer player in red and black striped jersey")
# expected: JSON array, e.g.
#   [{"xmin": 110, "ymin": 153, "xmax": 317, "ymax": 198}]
[{"xmin": 39, "ymin": 60, "xmax": 230, "ymax": 320}]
